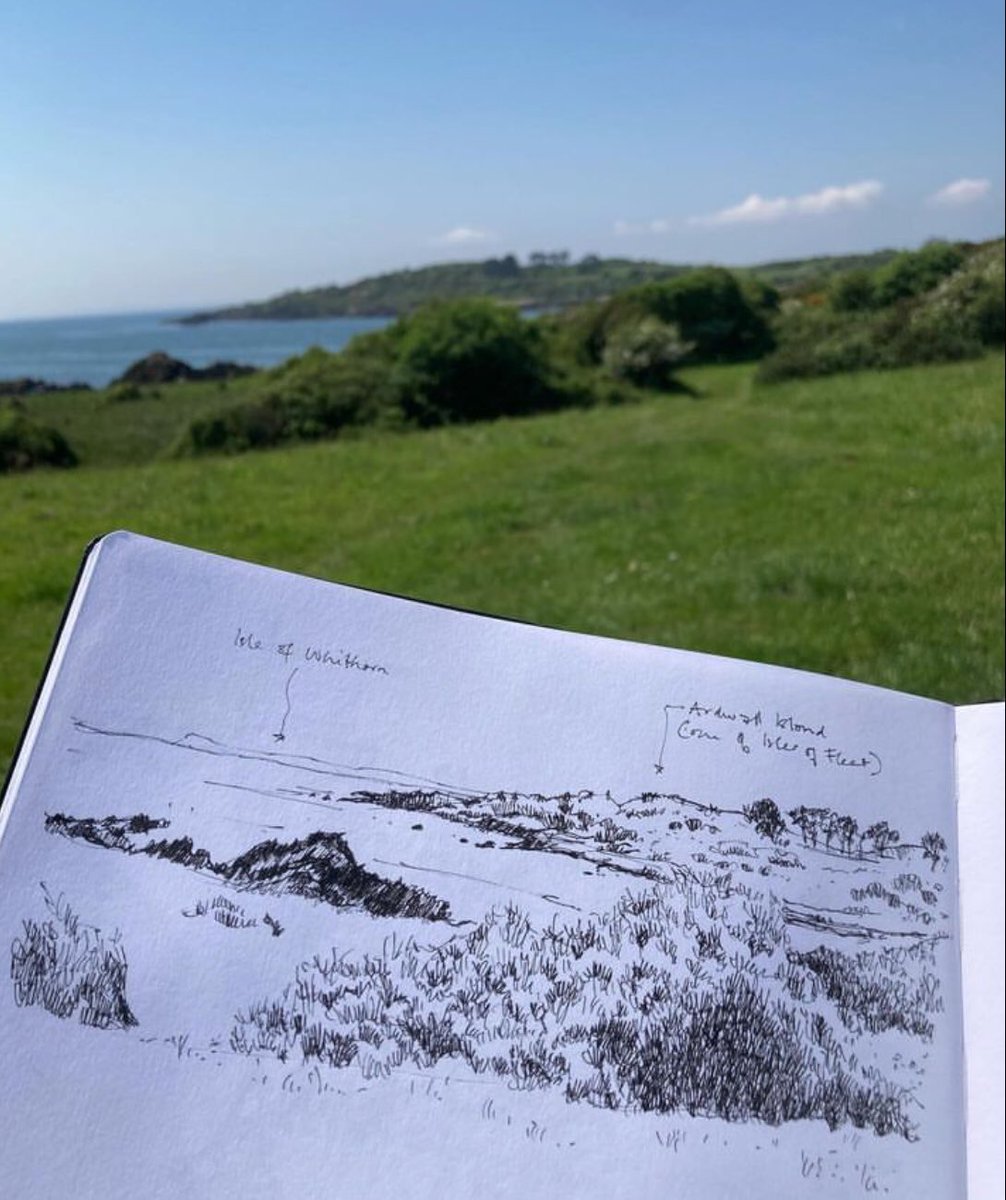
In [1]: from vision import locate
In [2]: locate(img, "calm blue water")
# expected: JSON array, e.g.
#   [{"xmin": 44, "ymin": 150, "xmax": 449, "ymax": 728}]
[{"xmin": 0, "ymin": 310, "xmax": 393, "ymax": 389}]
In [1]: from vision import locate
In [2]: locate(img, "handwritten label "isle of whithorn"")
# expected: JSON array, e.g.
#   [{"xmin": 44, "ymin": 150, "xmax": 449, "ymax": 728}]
[
  {"xmin": 655, "ymin": 699, "xmax": 882, "ymax": 777},
  {"xmin": 233, "ymin": 628, "xmax": 390, "ymax": 677}
]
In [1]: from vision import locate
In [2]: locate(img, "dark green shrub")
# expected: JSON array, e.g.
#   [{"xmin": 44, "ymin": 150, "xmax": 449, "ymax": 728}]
[
  {"xmin": 391, "ymin": 299, "xmax": 566, "ymax": 426},
  {"xmin": 759, "ymin": 244, "xmax": 1003, "ymax": 382},
  {"xmin": 631, "ymin": 268, "xmax": 777, "ymax": 362},
  {"xmin": 828, "ymin": 269, "xmax": 877, "ymax": 313},
  {"xmin": 105, "ymin": 382, "xmax": 143, "ymax": 403},
  {"xmin": 0, "ymin": 410, "xmax": 78, "ymax": 472},
  {"xmin": 567, "ymin": 268, "xmax": 776, "ymax": 368},
  {"xmin": 873, "ymin": 241, "xmax": 966, "ymax": 307},
  {"xmin": 177, "ymin": 343, "xmax": 400, "ymax": 454},
  {"xmin": 756, "ymin": 309, "xmax": 879, "ymax": 382}
]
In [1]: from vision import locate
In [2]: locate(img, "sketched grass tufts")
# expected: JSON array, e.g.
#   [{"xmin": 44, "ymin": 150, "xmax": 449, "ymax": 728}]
[
  {"xmin": 10, "ymin": 884, "xmax": 137, "ymax": 1029},
  {"xmin": 232, "ymin": 881, "xmax": 927, "ymax": 1137}
]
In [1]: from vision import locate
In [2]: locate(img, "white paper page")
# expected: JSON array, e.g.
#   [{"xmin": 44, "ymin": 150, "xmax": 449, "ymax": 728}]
[
  {"xmin": 0, "ymin": 532, "xmax": 966, "ymax": 1199},
  {"xmin": 956, "ymin": 702, "xmax": 1006, "ymax": 1200}
]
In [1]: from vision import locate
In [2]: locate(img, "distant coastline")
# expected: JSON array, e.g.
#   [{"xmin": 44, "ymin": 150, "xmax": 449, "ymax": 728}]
[{"xmin": 172, "ymin": 248, "xmax": 902, "ymax": 326}]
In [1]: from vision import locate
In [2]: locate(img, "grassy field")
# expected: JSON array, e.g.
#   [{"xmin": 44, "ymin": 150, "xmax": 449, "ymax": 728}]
[{"xmin": 1, "ymin": 355, "xmax": 1002, "ymax": 775}]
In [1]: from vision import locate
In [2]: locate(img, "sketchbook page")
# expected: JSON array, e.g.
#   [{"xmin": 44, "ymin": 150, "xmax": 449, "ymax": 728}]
[
  {"xmin": 955, "ymin": 702, "xmax": 1006, "ymax": 1200},
  {"xmin": 0, "ymin": 532, "xmax": 965, "ymax": 1200}
]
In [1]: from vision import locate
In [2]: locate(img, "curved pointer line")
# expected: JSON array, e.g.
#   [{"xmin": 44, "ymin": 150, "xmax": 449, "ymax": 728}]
[
  {"xmin": 655, "ymin": 704, "xmax": 673, "ymax": 774},
  {"xmin": 275, "ymin": 668, "xmax": 299, "ymax": 741}
]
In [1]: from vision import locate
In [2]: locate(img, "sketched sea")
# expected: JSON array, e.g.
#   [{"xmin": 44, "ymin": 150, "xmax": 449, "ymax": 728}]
[{"xmin": 0, "ymin": 310, "xmax": 392, "ymax": 389}]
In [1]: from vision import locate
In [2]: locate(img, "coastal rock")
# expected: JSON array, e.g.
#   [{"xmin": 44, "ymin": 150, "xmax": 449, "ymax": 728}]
[
  {"xmin": 116, "ymin": 352, "xmax": 195, "ymax": 384},
  {"xmin": 114, "ymin": 352, "xmax": 257, "ymax": 385},
  {"xmin": 0, "ymin": 376, "xmax": 92, "ymax": 396}
]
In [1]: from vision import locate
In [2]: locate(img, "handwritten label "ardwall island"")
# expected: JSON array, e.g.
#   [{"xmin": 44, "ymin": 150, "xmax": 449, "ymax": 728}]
[{"xmin": 658, "ymin": 699, "xmax": 882, "ymax": 777}]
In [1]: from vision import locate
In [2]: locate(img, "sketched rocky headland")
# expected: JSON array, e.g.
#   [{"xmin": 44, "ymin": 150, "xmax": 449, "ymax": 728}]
[{"xmin": 12, "ymin": 721, "xmax": 951, "ymax": 1146}]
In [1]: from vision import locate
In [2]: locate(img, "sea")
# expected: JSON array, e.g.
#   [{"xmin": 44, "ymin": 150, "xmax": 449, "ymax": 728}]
[{"xmin": 0, "ymin": 310, "xmax": 393, "ymax": 389}]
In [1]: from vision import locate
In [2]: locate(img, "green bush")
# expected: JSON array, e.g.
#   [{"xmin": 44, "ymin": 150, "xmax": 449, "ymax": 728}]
[
  {"xmin": 828, "ymin": 269, "xmax": 877, "ymax": 313},
  {"xmin": 566, "ymin": 268, "xmax": 776, "ymax": 368},
  {"xmin": 631, "ymin": 268, "xmax": 777, "ymax": 362},
  {"xmin": 0, "ymin": 409, "xmax": 78, "ymax": 472},
  {"xmin": 872, "ymin": 241, "xmax": 966, "ymax": 307},
  {"xmin": 177, "ymin": 343, "xmax": 400, "ymax": 455},
  {"xmin": 914, "ymin": 242, "xmax": 1005, "ymax": 346},
  {"xmin": 601, "ymin": 317, "xmax": 692, "ymax": 388},
  {"xmin": 391, "ymin": 299, "xmax": 566, "ymax": 427},
  {"xmin": 105, "ymin": 382, "xmax": 144, "ymax": 403},
  {"xmin": 760, "ymin": 243, "xmax": 1004, "ymax": 382}
]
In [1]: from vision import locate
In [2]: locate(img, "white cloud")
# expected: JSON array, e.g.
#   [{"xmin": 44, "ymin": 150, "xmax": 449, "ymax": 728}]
[
  {"xmin": 613, "ymin": 217, "xmax": 672, "ymax": 237},
  {"xmin": 434, "ymin": 226, "xmax": 494, "ymax": 245},
  {"xmin": 690, "ymin": 180, "xmax": 884, "ymax": 226},
  {"xmin": 928, "ymin": 177, "xmax": 991, "ymax": 206}
]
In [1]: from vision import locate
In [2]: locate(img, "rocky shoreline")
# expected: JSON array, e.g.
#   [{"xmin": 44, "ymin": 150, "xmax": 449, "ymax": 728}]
[{"xmin": 1, "ymin": 351, "xmax": 259, "ymax": 398}]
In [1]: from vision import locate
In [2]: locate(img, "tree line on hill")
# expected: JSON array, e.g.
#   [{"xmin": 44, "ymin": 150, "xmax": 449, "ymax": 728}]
[
  {"xmin": 743, "ymin": 796, "xmax": 948, "ymax": 869},
  {"xmin": 2, "ymin": 238, "xmax": 1002, "ymax": 471},
  {"xmin": 174, "ymin": 247, "xmax": 902, "ymax": 324}
]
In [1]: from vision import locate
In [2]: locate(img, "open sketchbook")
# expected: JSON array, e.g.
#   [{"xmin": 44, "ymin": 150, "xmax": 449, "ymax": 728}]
[{"xmin": 0, "ymin": 532, "xmax": 1001, "ymax": 1200}]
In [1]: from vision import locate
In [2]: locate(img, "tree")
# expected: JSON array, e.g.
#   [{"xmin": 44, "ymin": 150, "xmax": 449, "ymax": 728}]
[
  {"xmin": 743, "ymin": 798, "xmax": 787, "ymax": 843},
  {"xmin": 821, "ymin": 810, "xmax": 841, "ymax": 851},
  {"xmin": 921, "ymin": 831, "xmax": 948, "ymax": 871},
  {"xmin": 864, "ymin": 820, "xmax": 900, "ymax": 858},
  {"xmin": 528, "ymin": 250, "xmax": 570, "ymax": 268},
  {"xmin": 484, "ymin": 255, "xmax": 520, "ymax": 279},
  {"xmin": 835, "ymin": 815, "xmax": 858, "ymax": 857},
  {"xmin": 788, "ymin": 805, "xmax": 830, "ymax": 848}
]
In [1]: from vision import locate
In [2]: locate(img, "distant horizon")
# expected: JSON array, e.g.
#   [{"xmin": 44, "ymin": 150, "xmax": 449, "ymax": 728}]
[{"xmin": 4, "ymin": 229, "xmax": 1003, "ymax": 326}]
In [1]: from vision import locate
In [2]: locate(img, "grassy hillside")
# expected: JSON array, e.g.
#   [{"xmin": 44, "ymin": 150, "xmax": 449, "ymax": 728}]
[
  {"xmin": 2, "ymin": 355, "xmax": 1002, "ymax": 776},
  {"xmin": 176, "ymin": 248, "xmax": 900, "ymax": 323}
]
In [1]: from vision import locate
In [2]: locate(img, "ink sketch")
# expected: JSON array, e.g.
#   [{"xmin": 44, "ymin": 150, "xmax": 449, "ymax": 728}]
[{"xmin": 0, "ymin": 535, "xmax": 966, "ymax": 1200}]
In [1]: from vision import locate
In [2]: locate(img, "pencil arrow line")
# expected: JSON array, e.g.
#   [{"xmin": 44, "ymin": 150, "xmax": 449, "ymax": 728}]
[
  {"xmin": 655, "ymin": 703, "xmax": 673, "ymax": 774},
  {"xmin": 273, "ymin": 668, "xmax": 299, "ymax": 743}
]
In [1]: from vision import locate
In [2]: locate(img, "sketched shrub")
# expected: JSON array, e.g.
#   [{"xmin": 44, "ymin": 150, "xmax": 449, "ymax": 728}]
[
  {"xmin": 10, "ymin": 885, "xmax": 137, "ymax": 1029},
  {"xmin": 233, "ymin": 878, "xmax": 924, "ymax": 1137},
  {"xmin": 921, "ymin": 832, "xmax": 948, "ymax": 872},
  {"xmin": 183, "ymin": 894, "xmax": 258, "ymax": 929},
  {"xmin": 784, "ymin": 943, "xmax": 941, "ymax": 1040},
  {"xmin": 593, "ymin": 816, "xmax": 639, "ymax": 854}
]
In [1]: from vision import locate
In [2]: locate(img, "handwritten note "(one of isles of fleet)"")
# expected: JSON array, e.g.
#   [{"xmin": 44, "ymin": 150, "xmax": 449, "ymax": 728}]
[{"xmin": 656, "ymin": 699, "xmax": 882, "ymax": 778}]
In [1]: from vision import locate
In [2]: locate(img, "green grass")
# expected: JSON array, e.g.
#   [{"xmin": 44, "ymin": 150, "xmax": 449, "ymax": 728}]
[
  {"xmin": 15, "ymin": 377, "xmax": 260, "ymax": 468},
  {"xmin": 1, "ymin": 356, "xmax": 1002, "ymax": 776}
]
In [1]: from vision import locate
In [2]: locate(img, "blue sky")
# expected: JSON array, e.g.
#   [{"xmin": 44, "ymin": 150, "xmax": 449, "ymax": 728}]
[{"xmin": 1, "ymin": 0, "xmax": 1003, "ymax": 319}]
